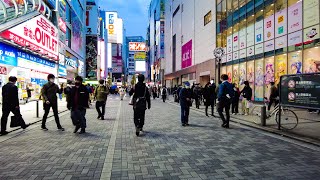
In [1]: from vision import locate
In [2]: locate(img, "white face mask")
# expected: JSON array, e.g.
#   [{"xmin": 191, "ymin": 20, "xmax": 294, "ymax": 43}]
[
  {"xmin": 49, "ymin": 79, "xmax": 54, "ymax": 83},
  {"xmin": 185, "ymin": 86, "xmax": 190, "ymax": 89},
  {"xmin": 210, "ymin": 80, "xmax": 214, "ymax": 84}
]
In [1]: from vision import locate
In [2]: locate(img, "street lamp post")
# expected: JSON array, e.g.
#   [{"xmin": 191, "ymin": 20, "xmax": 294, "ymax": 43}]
[{"xmin": 213, "ymin": 47, "xmax": 225, "ymax": 81}]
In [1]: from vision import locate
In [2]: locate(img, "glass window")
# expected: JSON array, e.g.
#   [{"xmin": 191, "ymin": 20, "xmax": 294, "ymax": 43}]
[
  {"xmin": 264, "ymin": 56, "xmax": 275, "ymax": 99},
  {"xmin": 255, "ymin": 7, "xmax": 264, "ymax": 21},
  {"xmin": 303, "ymin": 47, "xmax": 320, "ymax": 73},
  {"xmin": 227, "ymin": 0, "xmax": 233, "ymax": 14},
  {"xmin": 288, "ymin": 0, "xmax": 299, "ymax": 6},
  {"xmin": 239, "ymin": 4, "xmax": 246, "ymax": 20},
  {"xmin": 275, "ymin": 0, "xmax": 287, "ymax": 11},
  {"xmin": 255, "ymin": 0, "xmax": 263, "ymax": 8},
  {"xmin": 275, "ymin": 54, "xmax": 287, "ymax": 85},
  {"xmin": 247, "ymin": 60, "xmax": 255, "ymax": 100},
  {"xmin": 217, "ymin": 3, "xmax": 222, "ymax": 23},
  {"xmin": 288, "ymin": 50, "xmax": 302, "ymax": 74},
  {"xmin": 265, "ymin": 2, "xmax": 275, "ymax": 18},
  {"xmin": 217, "ymin": 33, "xmax": 223, "ymax": 47},
  {"xmin": 254, "ymin": 58, "xmax": 264, "ymax": 101},
  {"xmin": 66, "ymin": 3, "xmax": 71, "ymax": 23},
  {"xmin": 66, "ymin": 28, "xmax": 71, "ymax": 48},
  {"xmin": 247, "ymin": 0, "xmax": 254, "ymax": 13}
]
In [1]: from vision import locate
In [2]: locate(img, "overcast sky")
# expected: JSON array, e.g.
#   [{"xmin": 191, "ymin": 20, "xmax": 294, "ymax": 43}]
[{"xmin": 99, "ymin": 0, "xmax": 151, "ymax": 38}]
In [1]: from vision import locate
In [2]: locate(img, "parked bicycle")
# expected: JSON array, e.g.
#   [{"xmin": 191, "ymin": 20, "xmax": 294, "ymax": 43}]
[{"xmin": 251, "ymin": 98, "xmax": 298, "ymax": 130}]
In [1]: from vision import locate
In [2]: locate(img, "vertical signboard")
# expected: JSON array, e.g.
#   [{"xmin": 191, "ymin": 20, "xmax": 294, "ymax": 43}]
[
  {"xmin": 106, "ymin": 12, "xmax": 118, "ymax": 43},
  {"xmin": 303, "ymin": 0, "xmax": 319, "ymax": 28},
  {"xmin": 239, "ymin": 28, "xmax": 246, "ymax": 49},
  {"xmin": 264, "ymin": 14, "xmax": 274, "ymax": 41},
  {"xmin": 288, "ymin": 1, "xmax": 302, "ymax": 33},
  {"xmin": 233, "ymin": 32, "xmax": 239, "ymax": 52},
  {"xmin": 86, "ymin": 36, "xmax": 98, "ymax": 79},
  {"xmin": 255, "ymin": 20, "xmax": 264, "ymax": 44},
  {"xmin": 275, "ymin": 8, "xmax": 287, "ymax": 37},
  {"xmin": 86, "ymin": 1, "xmax": 98, "ymax": 35},
  {"xmin": 181, "ymin": 40, "xmax": 192, "ymax": 69},
  {"xmin": 247, "ymin": 24, "xmax": 255, "ymax": 47}
]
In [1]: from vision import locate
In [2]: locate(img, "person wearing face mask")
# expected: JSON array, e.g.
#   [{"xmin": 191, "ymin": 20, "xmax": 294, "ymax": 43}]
[
  {"xmin": 179, "ymin": 82, "xmax": 193, "ymax": 126},
  {"xmin": 40, "ymin": 74, "xmax": 64, "ymax": 131},
  {"xmin": 68, "ymin": 76, "xmax": 89, "ymax": 134},
  {"xmin": 1, "ymin": 76, "xmax": 29, "ymax": 135}
]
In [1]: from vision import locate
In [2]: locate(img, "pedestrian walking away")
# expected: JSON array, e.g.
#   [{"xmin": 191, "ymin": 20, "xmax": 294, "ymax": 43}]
[
  {"xmin": 268, "ymin": 82, "xmax": 279, "ymax": 111},
  {"xmin": 179, "ymin": 82, "xmax": 193, "ymax": 126},
  {"xmin": 193, "ymin": 83, "xmax": 201, "ymax": 109},
  {"xmin": 240, "ymin": 81, "xmax": 253, "ymax": 115},
  {"xmin": 231, "ymin": 83, "xmax": 240, "ymax": 115},
  {"xmin": 40, "ymin": 74, "xmax": 64, "ymax": 131},
  {"xmin": 203, "ymin": 80, "xmax": 217, "ymax": 117},
  {"xmin": 161, "ymin": 86, "xmax": 167, "ymax": 102},
  {"xmin": 68, "ymin": 76, "xmax": 90, "ymax": 134},
  {"xmin": 94, "ymin": 80, "xmax": 109, "ymax": 120},
  {"xmin": 217, "ymin": 74, "xmax": 234, "ymax": 128},
  {"xmin": 129, "ymin": 74, "xmax": 151, "ymax": 136},
  {"xmin": 1, "ymin": 76, "xmax": 29, "ymax": 135}
]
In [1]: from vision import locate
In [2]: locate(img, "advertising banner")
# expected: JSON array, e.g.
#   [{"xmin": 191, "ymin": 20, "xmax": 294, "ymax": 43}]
[
  {"xmin": 288, "ymin": 30, "xmax": 302, "ymax": 46},
  {"xmin": 247, "ymin": 60, "xmax": 255, "ymax": 100},
  {"xmin": 255, "ymin": 59, "xmax": 264, "ymax": 101},
  {"xmin": 239, "ymin": 49, "xmax": 246, "ymax": 59},
  {"xmin": 288, "ymin": 51, "xmax": 302, "ymax": 74},
  {"xmin": 275, "ymin": 8, "xmax": 287, "ymax": 38},
  {"xmin": 78, "ymin": 60, "xmax": 85, "ymax": 77},
  {"xmin": 275, "ymin": 36, "xmax": 287, "ymax": 50},
  {"xmin": 134, "ymin": 52, "xmax": 146, "ymax": 61},
  {"xmin": 233, "ymin": 51, "xmax": 239, "ymax": 61},
  {"xmin": 227, "ymin": 53, "xmax": 232, "ymax": 62},
  {"xmin": 233, "ymin": 32, "xmax": 239, "ymax": 52},
  {"xmin": 227, "ymin": 35, "xmax": 233, "ymax": 54},
  {"xmin": 303, "ymin": 24, "xmax": 320, "ymax": 42},
  {"xmin": 264, "ymin": 40, "xmax": 274, "ymax": 52},
  {"xmin": 86, "ymin": 2, "xmax": 98, "ymax": 35},
  {"xmin": 58, "ymin": 65, "xmax": 67, "ymax": 77},
  {"xmin": 275, "ymin": 55, "xmax": 287, "ymax": 85},
  {"xmin": 71, "ymin": 10, "xmax": 84, "ymax": 57},
  {"xmin": 226, "ymin": 65, "xmax": 232, "ymax": 82},
  {"xmin": 233, "ymin": 64, "xmax": 239, "ymax": 85},
  {"xmin": 239, "ymin": 28, "xmax": 246, "ymax": 49},
  {"xmin": 239, "ymin": 62, "xmax": 246, "ymax": 88},
  {"xmin": 106, "ymin": 12, "xmax": 118, "ymax": 43},
  {"xmin": 288, "ymin": 1, "xmax": 302, "ymax": 33},
  {"xmin": 264, "ymin": 14, "xmax": 274, "ymax": 41},
  {"xmin": 129, "ymin": 42, "xmax": 146, "ymax": 51},
  {"xmin": 255, "ymin": 20, "xmax": 263, "ymax": 44},
  {"xmin": 181, "ymin": 40, "xmax": 192, "ymax": 69},
  {"xmin": 280, "ymin": 73, "xmax": 320, "ymax": 109},
  {"xmin": 265, "ymin": 57, "xmax": 275, "ymax": 98},
  {"xmin": 0, "ymin": 15, "xmax": 58, "ymax": 60},
  {"xmin": 303, "ymin": 0, "xmax": 319, "ymax": 28},
  {"xmin": 86, "ymin": 36, "xmax": 98, "ymax": 79},
  {"xmin": 247, "ymin": 24, "xmax": 255, "ymax": 47},
  {"xmin": 246, "ymin": 46, "xmax": 254, "ymax": 57},
  {"xmin": 255, "ymin": 43, "xmax": 263, "ymax": 55},
  {"xmin": 0, "ymin": 42, "xmax": 18, "ymax": 66}
]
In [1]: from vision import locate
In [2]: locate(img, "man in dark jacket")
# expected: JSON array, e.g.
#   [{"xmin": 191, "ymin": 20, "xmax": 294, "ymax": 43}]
[
  {"xmin": 1, "ymin": 76, "xmax": 28, "ymax": 135},
  {"xmin": 217, "ymin": 74, "xmax": 234, "ymax": 128},
  {"xmin": 240, "ymin": 81, "xmax": 253, "ymax": 115},
  {"xmin": 41, "ymin": 74, "xmax": 64, "ymax": 131},
  {"xmin": 180, "ymin": 82, "xmax": 193, "ymax": 126},
  {"xmin": 68, "ymin": 76, "xmax": 89, "ymax": 134},
  {"xmin": 268, "ymin": 82, "xmax": 279, "ymax": 111},
  {"xmin": 129, "ymin": 74, "xmax": 151, "ymax": 136}
]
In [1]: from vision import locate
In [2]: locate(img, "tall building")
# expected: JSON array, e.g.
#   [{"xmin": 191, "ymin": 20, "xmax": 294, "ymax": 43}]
[
  {"xmin": 216, "ymin": 0, "xmax": 320, "ymax": 101},
  {"xmin": 164, "ymin": 0, "xmax": 217, "ymax": 87},
  {"xmin": 147, "ymin": 0, "xmax": 165, "ymax": 84},
  {"xmin": 126, "ymin": 36, "xmax": 146, "ymax": 83},
  {"xmin": 0, "ymin": 0, "xmax": 86, "ymax": 101}
]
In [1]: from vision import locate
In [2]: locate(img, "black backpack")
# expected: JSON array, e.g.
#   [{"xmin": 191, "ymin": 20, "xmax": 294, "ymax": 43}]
[
  {"xmin": 163, "ymin": 88, "xmax": 167, "ymax": 95},
  {"xmin": 134, "ymin": 87, "xmax": 147, "ymax": 111}
]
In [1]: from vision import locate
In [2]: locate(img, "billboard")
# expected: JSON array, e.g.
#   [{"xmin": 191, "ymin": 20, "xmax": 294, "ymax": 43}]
[
  {"xmin": 134, "ymin": 52, "xmax": 146, "ymax": 60},
  {"xmin": 129, "ymin": 42, "xmax": 146, "ymax": 51},
  {"xmin": 288, "ymin": 1, "xmax": 302, "ymax": 33},
  {"xmin": 71, "ymin": 9, "xmax": 84, "ymax": 57},
  {"xmin": 106, "ymin": 12, "xmax": 118, "ymax": 43},
  {"xmin": 181, "ymin": 40, "xmax": 192, "ymax": 69},
  {"xmin": 0, "ymin": 42, "xmax": 18, "ymax": 66},
  {"xmin": 0, "ymin": 15, "xmax": 59, "ymax": 60},
  {"xmin": 86, "ymin": 2, "xmax": 98, "ymax": 35},
  {"xmin": 135, "ymin": 61, "xmax": 146, "ymax": 72},
  {"xmin": 116, "ymin": 18, "xmax": 123, "ymax": 44},
  {"xmin": 86, "ymin": 36, "xmax": 98, "ymax": 79}
]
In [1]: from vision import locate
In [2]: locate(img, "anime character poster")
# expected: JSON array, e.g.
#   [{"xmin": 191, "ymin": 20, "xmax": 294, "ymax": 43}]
[
  {"xmin": 86, "ymin": 36, "xmax": 98, "ymax": 79},
  {"xmin": 288, "ymin": 52, "xmax": 302, "ymax": 74},
  {"xmin": 255, "ymin": 59, "xmax": 264, "ymax": 101},
  {"xmin": 226, "ymin": 65, "xmax": 232, "ymax": 83},
  {"xmin": 239, "ymin": 62, "xmax": 246, "ymax": 90},
  {"xmin": 233, "ymin": 64, "xmax": 239, "ymax": 86},
  {"xmin": 247, "ymin": 61, "xmax": 254, "ymax": 100},
  {"xmin": 304, "ymin": 58, "xmax": 320, "ymax": 73},
  {"xmin": 264, "ymin": 57, "xmax": 275, "ymax": 99},
  {"xmin": 275, "ymin": 55, "xmax": 287, "ymax": 85},
  {"xmin": 221, "ymin": 66, "xmax": 227, "ymax": 75}
]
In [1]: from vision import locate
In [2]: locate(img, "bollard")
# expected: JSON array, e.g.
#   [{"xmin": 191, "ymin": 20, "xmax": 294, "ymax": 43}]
[
  {"xmin": 261, "ymin": 106, "xmax": 266, "ymax": 126},
  {"xmin": 36, "ymin": 100, "xmax": 39, "ymax": 118}
]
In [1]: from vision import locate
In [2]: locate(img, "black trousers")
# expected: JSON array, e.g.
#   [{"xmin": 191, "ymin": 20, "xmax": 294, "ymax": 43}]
[
  {"xmin": 96, "ymin": 101, "xmax": 106, "ymax": 117},
  {"xmin": 42, "ymin": 102, "xmax": 62, "ymax": 128},
  {"xmin": 134, "ymin": 110, "xmax": 145, "ymax": 128},
  {"xmin": 232, "ymin": 100, "xmax": 239, "ymax": 114},
  {"xmin": 268, "ymin": 98, "xmax": 279, "ymax": 111},
  {"xmin": 195, "ymin": 97, "xmax": 200, "ymax": 108},
  {"xmin": 218, "ymin": 100, "xmax": 231, "ymax": 126},
  {"xmin": 1, "ymin": 107, "xmax": 27, "ymax": 132},
  {"xmin": 205, "ymin": 100, "xmax": 215, "ymax": 115}
]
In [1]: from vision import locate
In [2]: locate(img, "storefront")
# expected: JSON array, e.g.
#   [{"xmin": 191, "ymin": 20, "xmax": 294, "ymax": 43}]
[{"xmin": 216, "ymin": 0, "xmax": 320, "ymax": 101}]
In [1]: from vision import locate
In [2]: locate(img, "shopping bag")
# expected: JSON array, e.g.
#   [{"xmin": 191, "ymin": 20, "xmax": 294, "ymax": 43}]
[
  {"xmin": 246, "ymin": 100, "xmax": 253, "ymax": 109},
  {"xmin": 129, "ymin": 94, "xmax": 135, "ymax": 105},
  {"xmin": 10, "ymin": 116, "xmax": 22, "ymax": 128}
]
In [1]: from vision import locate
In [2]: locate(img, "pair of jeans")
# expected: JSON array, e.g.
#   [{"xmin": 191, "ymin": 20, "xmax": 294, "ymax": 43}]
[
  {"xmin": 96, "ymin": 101, "xmax": 106, "ymax": 117},
  {"xmin": 205, "ymin": 100, "xmax": 215, "ymax": 116},
  {"xmin": 1, "ymin": 107, "xmax": 27, "ymax": 132},
  {"xmin": 217, "ymin": 100, "xmax": 231, "ymax": 126},
  {"xmin": 180, "ymin": 106, "xmax": 190, "ymax": 124},
  {"xmin": 134, "ymin": 110, "xmax": 145, "ymax": 128},
  {"xmin": 71, "ymin": 109, "xmax": 87, "ymax": 129},
  {"xmin": 42, "ymin": 102, "xmax": 62, "ymax": 128}
]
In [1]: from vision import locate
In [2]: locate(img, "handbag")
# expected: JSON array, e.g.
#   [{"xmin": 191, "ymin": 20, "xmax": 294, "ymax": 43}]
[
  {"xmin": 10, "ymin": 116, "xmax": 22, "ymax": 128},
  {"xmin": 129, "ymin": 93, "xmax": 135, "ymax": 105}
]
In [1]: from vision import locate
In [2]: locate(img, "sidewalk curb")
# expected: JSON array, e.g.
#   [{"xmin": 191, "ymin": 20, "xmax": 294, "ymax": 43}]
[{"xmin": 168, "ymin": 100, "xmax": 320, "ymax": 147}]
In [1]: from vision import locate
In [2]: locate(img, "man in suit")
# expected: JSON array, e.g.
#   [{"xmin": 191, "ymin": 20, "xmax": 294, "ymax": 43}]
[
  {"xmin": 1, "ymin": 76, "xmax": 28, "ymax": 135},
  {"xmin": 179, "ymin": 82, "xmax": 193, "ymax": 126},
  {"xmin": 217, "ymin": 74, "xmax": 234, "ymax": 128}
]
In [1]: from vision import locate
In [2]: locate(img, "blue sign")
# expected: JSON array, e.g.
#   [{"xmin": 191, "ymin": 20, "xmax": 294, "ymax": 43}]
[
  {"xmin": 58, "ymin": 65, "xmax": 67, "ymax": 77},
  {"xmin": 31, "ymin": 78, "xmax": 47, "ymax": 85},
  {"xmin": 45, "ymin": 0, "xmax": 56, "ymax": 8},
  {"xmin": 65, "ymin": 57, "xmax": 78, "ymax": 68},
  {"xmin": 0, "ymin": 42, "xmax": 18, "ymax": 66},
  {"xmin": 16, "ymin": 50, "xmax": 55, "ymax": 68}
]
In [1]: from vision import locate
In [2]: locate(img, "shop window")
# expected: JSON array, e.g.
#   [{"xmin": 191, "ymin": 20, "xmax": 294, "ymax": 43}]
[
  {"xmin": 255, "ymin": 8, "xmax": 264, "ymax": 22},
  {"xmin": 217, "ymin": 33, "xmax": 223, "ymax": 47},
  {"xmin": 233, "ymin": 64, "xmax": 239, "ymax": 85},
  {"xmin": 246, "ymin": 0, "xmax": 254, "ymax": 14},
  {"xmin": 264, "ymin": 2, "xmax": 274, "ymax": 18},
  {"xmin": 275, "ymin": 54, "xmax": 287, "ymax": 85},
  {"xmin": 303, "ymin": 47, "xmax": 320, "ymax": 73},
  {"xmin": 264, "ymin": 56, "xmax": 275, "ymax": 99},
  {"xmin": 227, "ymin": 0, "xmax": 232, "ymax": 14},
  {"xmin": 246, "ymin": 60, "xmax": 255, "ymax": 100},
  {"xmin": 275, "ymin": 0, "xmax": 287, "ymax": 11},
  {"xmin": 288, "ymin": 50, "xmax": 302, "ymax": 74},
  {"xmin": 226, "ymin": 65, "xmax": 233, "ymax": 82},
  {"xmin": 254, "ymin": 58, "xmax": 264, "ymax": 101}
]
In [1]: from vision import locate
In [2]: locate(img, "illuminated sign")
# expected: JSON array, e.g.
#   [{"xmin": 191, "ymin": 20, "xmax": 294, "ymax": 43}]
[
  {"xmin": 65, "ymin": 57, "xmax": 77, "ymax": 68},
  {"xmin": 0, "ymin": 15, "xmax": 59, "ymax": 60},
  {"xmin": 58, "ymin": 17, "xmax": 66, "ymax": 33},
  {"xmin": 0, "ymin": 66, "xmax": 7, "ymax": 75},
  {"xmin": 106, "ymin": 12, "xmax": 117, "ymax": 43},
  {"xmin": 129, "ymin": 42, "xmax": 146, "ymax": 51},
  {"xmin": 134, "ymin": 52, "xmax": 146, "ymax": 60}
]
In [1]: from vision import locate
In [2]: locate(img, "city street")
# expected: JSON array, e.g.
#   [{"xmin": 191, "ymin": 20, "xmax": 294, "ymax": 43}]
[{"xmin": 0, "ymin": 95, "xmax": 320, "ymax": 180}]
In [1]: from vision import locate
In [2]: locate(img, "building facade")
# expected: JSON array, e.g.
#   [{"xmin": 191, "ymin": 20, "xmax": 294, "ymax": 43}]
[
  {"xmin": 164, "ymin": 0, "xmax": 217, "ymax": 87},
  {"xmin": 216, "ymin": 0, "xmax": 320, "ymax": 101},
  {"xmin": 126, "ymin": 36, "xmax": 146, "ymax": 83}
]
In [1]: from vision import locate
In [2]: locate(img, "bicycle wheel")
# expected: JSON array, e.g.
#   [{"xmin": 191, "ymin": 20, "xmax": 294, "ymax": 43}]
[
  {"xmin": 275, "ymin": 109, "xmax": 298, "ymax": 130},
  {"xmin": 250, "ymin": 105, "xmax": 262, "ymax": 124}
]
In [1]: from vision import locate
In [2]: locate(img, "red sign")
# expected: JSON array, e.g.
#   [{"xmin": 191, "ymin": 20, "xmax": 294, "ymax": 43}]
[
  {"xmin": 129, "ymin": 42, "xmax": 146, "ymax": 51},
  {"xmin": 181, "ymin": 40, "xmax": 192, "ymax": 69},
  {"xmin": 0, "ymin": 66, "xmax": 7, "ymax": 75},
  {"xmin": 0, "ymin": 15, "xmax": 59, "ymax": 60},
  {"xmin": 58, "ymin": 18, "xmax": 67, "ymax": 33}
]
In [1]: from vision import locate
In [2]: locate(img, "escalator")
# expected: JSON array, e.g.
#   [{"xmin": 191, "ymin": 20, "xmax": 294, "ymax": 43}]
[{"xmin": 0, "ymin": 0, "xmax": 52, "ymax": 32}]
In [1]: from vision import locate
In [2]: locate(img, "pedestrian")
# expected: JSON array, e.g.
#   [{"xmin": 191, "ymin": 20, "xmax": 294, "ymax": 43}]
[
  {"xmin": 40, "ymin": 74, "xmax": 64, "ymax": 131},
  {"xmin": 217, "ymin": 74, "xmax": 234, "ymax": 128},
  {"xmin": 94, "ymin": 80, "xmax": 109, "ymax": 120},
  {"xmin": 152, "ymin": 86, "xmax": 157, "ymax": 99},
  {"xmin": 193, "ymin": 84, "xmax": 201, "ymax": 109},
  {"xmin": 240, "ymin": 81, "xmax": 253, "ymax": 115},
  {"xmin": 86, "ymin": 83, "xmax": 93, "ymax": 104},
  {"xmin": 179, "ymin": 82, "xmax": 193, "ymax": 126},
  {"xmin": 203, "ymin": 81, "xmax": 217, "ymax": 117},
  {"xmin": 161, "ymin": 86, "xmax": 167, "ymax": 102},
  {"xmin": 231, "ymin": 83, "xmax": 240, "ymax": 115},
  {"xmin": 64, "ymin": 80, "xmax": 73, "ymax": 106},
  {"xmin": 68, "ymin": 76, "xmax": 89, "ymax": 134},
  {"xmin": 1, "ymin": 76, "xmax": 29, "ymax": 135},
  {"xmin": 129, "ymin": 74, "xmax": 151, "ymax": 136},
  {"xmin": 119, "ymin": 86, "xmax": 126, "ymax": 100},
  {"xmin": 26, "ymin": 85, "xmax": 33, "ymax": 103},
  {"xmin": 176, "ymin": 85, "xmax": 182, "ymax": 103},
  {"xmin": 59, "ymin": 84, "xmax": 64, "ymax": 100},
  {"xmin": 268, "ymin": 82, "xmax": 279, "ymax": 111}
]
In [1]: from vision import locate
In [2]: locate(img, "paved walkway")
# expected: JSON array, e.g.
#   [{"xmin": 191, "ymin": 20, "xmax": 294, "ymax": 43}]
[{"xmin": 0, "ymin": 95, "xmax": 320, "ymax": 179}]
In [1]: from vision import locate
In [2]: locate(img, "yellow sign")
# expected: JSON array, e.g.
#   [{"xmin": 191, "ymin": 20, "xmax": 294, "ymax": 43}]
[{"xmin": 134, "ymin": 52, "xmax": 146, "ymax": 60}]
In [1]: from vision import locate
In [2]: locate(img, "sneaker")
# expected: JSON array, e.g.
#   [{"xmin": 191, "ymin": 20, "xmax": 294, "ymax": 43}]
[
  {"xmin": 186, "ymin": 123, "xmax": 190, "ymax": 126},
  {"xmin": 73, "ymin": 126, "xmax": 80, "ymax": 133},
  {"xmin": 22, "ymin": 124, "xmax": 29, "ymax": 129},
  {"xmin": 232, "ymin": 113, "xmax": 235, "ymax": 115},
  {"xmin": 58, "ymin": 127, "xmax": 65, "ymax": 131},
  {"xmin": 135, "ymin": 127, "xmax": 140, "ymax": 136},
  {"xmin": 101, "ymin": 117, "xmax": 105, "ymax": 120},
  {"xmin": 41, "ymin": 126, "xmax": 48, "ymax": 131},
  {"xmin": 79, "ymin": 129, "xmax": 86, "ymax": 134},
  {"xmin": 97, "ymin": 116, "xmax": 101, "ymax": 119},
  {"xmin": 182, "ymin": 124, "xmax": 186, "ymax": 127},
  {"xmin": 0, "ymin": 131, "xmax": 8, "ymax": 136}
]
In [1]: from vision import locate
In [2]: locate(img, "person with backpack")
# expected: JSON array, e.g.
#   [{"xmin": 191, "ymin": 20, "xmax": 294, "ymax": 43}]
[
  {"xmin": 161, "ymin": 86, "xmax": 167, "ymax": 102},
  {"xmin": 94, "ymin": 80, "xmax": 109, "ymax": 120},
  {"xmin": 217, "ymin": 74, "xmax": 234, "ymax": 128},
  {"xmin": 40, "ymin": 74, "xmax": 64, "ymax": 131},
  {"xmin": 268, "ymin": 82, "xmax": 279, "ymax": 111},
  {"xmin": 179, "ymin": 82, "xmax": 193, "ymax": 126},
  {"xmin": 240, "ymin": 81, "xmax": 253, "ymax": 115},
  {"xmin": 129, "ymin": 74, "xmax": 151, "ymax": 136}
]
